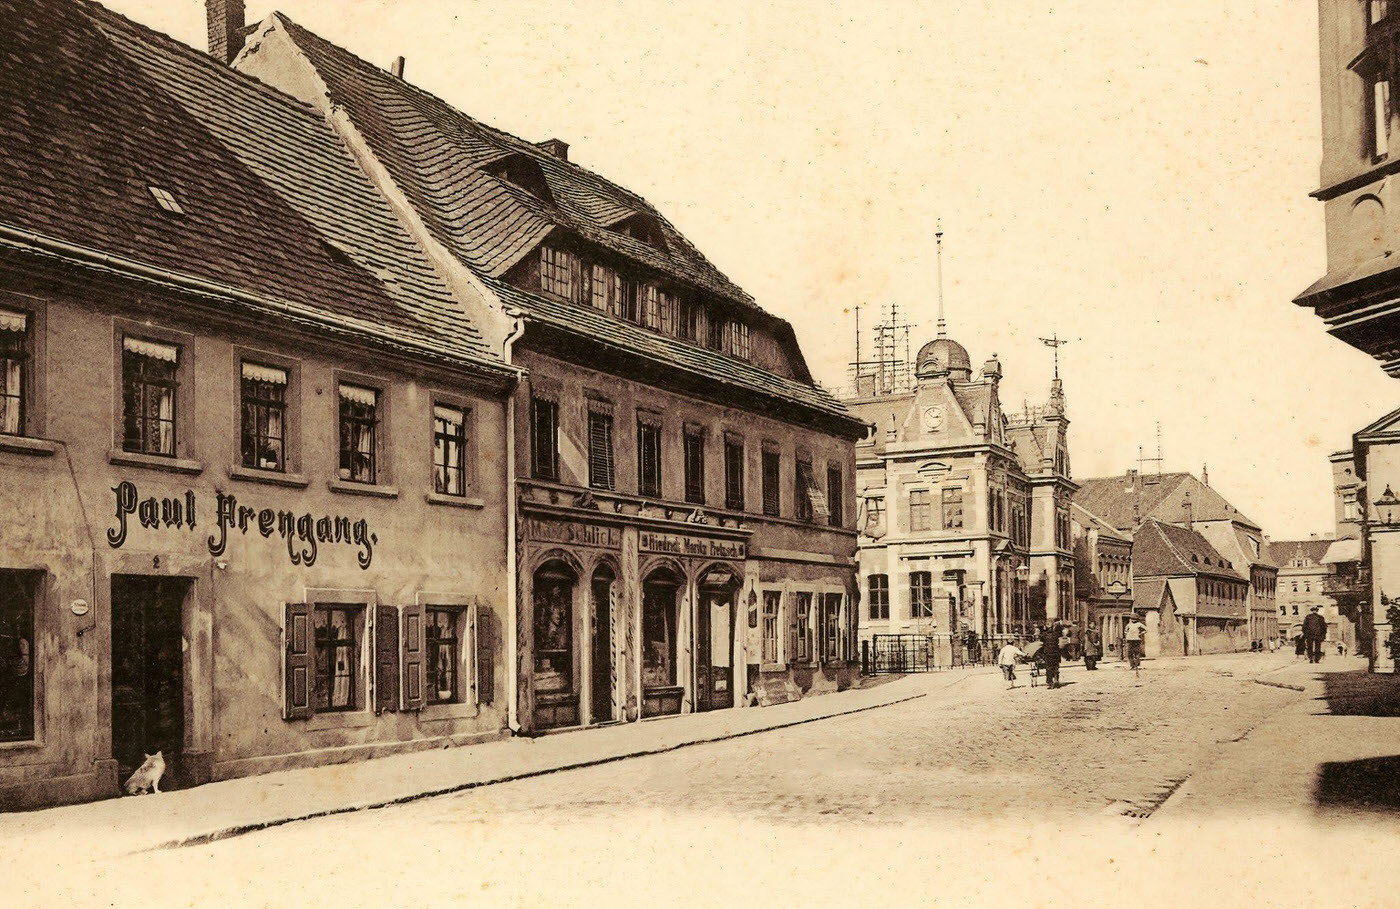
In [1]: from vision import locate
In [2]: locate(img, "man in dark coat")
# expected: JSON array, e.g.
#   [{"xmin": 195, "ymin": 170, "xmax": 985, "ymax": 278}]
[
  {"xmin": 1040, "ymin": 623, "xmax": 1062, "ymax": 688},
  {"xmin": 1302, "ymin": 606, "xmax": 1328, "ymax": 664}
]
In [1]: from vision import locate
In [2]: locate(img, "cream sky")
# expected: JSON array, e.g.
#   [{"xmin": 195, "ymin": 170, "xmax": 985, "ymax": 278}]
[{"xmin": 107, "ymin": 0, "xmax": 1397, "ymax": 538}]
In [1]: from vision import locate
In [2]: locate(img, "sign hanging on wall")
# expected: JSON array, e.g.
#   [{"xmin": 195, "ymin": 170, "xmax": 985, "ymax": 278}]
[
  {"xmin": 638, "ymin": 531, "xmax": 746, "ymax": 561},
  {"xmin": 106, "ymin": 481, "xmax": 379, "ymax": 570}
]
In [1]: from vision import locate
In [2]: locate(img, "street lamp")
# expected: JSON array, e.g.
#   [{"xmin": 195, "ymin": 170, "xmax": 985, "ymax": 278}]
[
  {"xmin": 1104, "ymin": 579, "xmax": 1131, "ymax": 658},
  {"xmin": 1375, "ymin": 485, "xmax": 1400, "ymax": 525}
]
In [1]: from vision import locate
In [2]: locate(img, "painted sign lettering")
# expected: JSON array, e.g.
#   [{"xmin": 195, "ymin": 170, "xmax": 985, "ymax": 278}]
[
  {"xmin": 524, "ymin": 518, "xmax": 620, "ymax": 549},
  {"xmin": 638, "ymin": 531, "xmax": 746, "ymax": 561},
  {"xmin": 107, "ymin": 481, "xmax": 378, "ymax": 570}
]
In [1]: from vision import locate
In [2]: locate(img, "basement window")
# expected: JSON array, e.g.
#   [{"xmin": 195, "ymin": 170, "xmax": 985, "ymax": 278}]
[{"xmin": 147, "ymin": 185, "xmax": 185, "ymax": 215}]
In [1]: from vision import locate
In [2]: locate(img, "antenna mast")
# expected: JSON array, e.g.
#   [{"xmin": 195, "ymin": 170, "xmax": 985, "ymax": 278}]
[{"xmin": 935, "ymin": 221, "xmax": 947, "ymax": 338}]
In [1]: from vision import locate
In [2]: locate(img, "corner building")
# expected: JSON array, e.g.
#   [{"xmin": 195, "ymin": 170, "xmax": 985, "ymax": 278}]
[{"xmin": 235, "ymin": 11, "xmax": 869, "ymax": 730}]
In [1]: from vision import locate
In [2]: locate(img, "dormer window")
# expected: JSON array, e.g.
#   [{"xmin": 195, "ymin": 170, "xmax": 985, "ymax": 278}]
[
  {"xmin": 485, "ymin": 153, "xmax": 554, "ymax": 203},
  {"xmin": 612, "ymin": 213, "xmax": 667, "ymax": 251}
]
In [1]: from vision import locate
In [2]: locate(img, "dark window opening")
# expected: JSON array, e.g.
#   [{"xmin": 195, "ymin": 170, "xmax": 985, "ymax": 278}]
[
  {"xmin": 868, "ymin": 574, "xmax": 889, "ymax": 620},
  {"xmin": 762, "ymin": 449, "xmax": 781, "ymax": 516},
  {"xmin": 0, "ymin": 570, "xmax": 36, "ymax": 742},
  {"xmin": 531, "ymin": 397, "xmax": 559, "ymax": 481},
  {"xmin": 724, "ymin": 438, "xmax": 745, "ymax": 511},
  {"xmin": 684, "ymin": 428, "xmax": 705, "ymax": 504},
  {"xmin": 587, "ymin": 409, "xmax": 615, "ymax": 491},
  {"xmin": 638, "ymin": 419, "xmax": 662, "ymax": 498},
  {"xmin": 313, "ymin": 605, "xmax": 362, "ymax": 712},
  {"xmin": 426, "ymin": 607, "xmax": 462, "ymax": 705}
]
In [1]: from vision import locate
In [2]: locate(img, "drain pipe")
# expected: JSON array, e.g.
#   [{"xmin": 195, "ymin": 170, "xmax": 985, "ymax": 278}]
[{"xmin": 502, "ymin": 313, "xmax": 527, "ymax": 734}]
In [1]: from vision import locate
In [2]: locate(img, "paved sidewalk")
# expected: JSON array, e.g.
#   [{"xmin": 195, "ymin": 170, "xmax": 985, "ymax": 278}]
[
  {"xmin": 0, "ymin": 670, "xmax": 979, "ymax": 860},
  {"xmin": 1148, "ymin": 654, "xmax": 1398, "ymax": 823}
]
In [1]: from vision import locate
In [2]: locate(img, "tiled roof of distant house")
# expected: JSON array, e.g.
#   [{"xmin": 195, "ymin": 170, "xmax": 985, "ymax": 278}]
[
  {"xmin": 1266, "ymin": 539, "xmax": 1333, "ymax": 568},
  {"xmin": 1133, "ymin": 520, "xmax": 1241, "ymax": 579},
  {"xmin": 1074, "ymin": 471, "xmax": 1260, "ymax": 532}
]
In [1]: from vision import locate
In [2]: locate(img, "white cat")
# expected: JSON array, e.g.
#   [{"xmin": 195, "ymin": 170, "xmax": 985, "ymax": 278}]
[{"xmin": 123, "ymin": 751, "xmax": 166, "ymax": 795}]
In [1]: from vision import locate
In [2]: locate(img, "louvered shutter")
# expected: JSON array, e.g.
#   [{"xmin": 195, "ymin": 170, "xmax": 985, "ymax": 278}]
[
  {"xmin": 284, "ymin": 603, "xmax": 313, "ymax": 719},
  {"xmin": 801, "ymin": 463, "xmax": 829, "ymax": 520},
  {"xmin": 375, "ymin": 604, "xmax": 400, "ymax": 715},
  {"xmin": 787, "ymin": 593, "xmax": 798, "ymax": 664},
  {"xmin": 588, "ymin": 411, "xmax": 615, "ymax": 490},
  {"xmin": 401, "ymin": 603, "xmax": 426, "ymax": 710},
  {"xmin": 476, "ymin": 604, "xmax": 495, "ymax": 705}
]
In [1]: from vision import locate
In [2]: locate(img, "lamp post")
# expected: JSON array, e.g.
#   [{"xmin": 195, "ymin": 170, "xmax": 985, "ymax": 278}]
[
  {"xmin": 1015, "ymin": 564, "xmax": 1030, "ymax": 634},
  {"xmin": 1105, "ymin": 579, "xmax": 1130, "ymax": 658},
  {"xmin": 1373, "ymin": 486, "xmax": 1400, "ymax": 672}
]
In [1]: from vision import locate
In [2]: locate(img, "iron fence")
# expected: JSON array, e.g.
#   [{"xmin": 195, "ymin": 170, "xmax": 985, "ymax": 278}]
[{"xmin": 864, "ymin": 633, "xmax": 1032, "ymax": 674}]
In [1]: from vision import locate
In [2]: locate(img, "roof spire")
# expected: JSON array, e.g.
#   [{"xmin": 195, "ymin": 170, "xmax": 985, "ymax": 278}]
[{"xmin": 935, "ymin": 220, "xmax": 946, "ymax": 339}]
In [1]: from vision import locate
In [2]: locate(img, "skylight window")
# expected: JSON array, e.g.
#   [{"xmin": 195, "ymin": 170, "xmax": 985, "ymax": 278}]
[{"xmin": 148, "ymin": 185, "xmax": 184, "ymax": 215}]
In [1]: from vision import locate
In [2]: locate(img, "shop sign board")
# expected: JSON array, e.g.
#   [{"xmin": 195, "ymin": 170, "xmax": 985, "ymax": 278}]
[{"xmin": 639, "ymin": 531, "xmax": 746, "ymax": 561}]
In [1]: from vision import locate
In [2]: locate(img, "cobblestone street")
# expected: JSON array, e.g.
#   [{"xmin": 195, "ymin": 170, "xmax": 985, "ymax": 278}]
[{"xmin": 20, "ymin": 651, "xmax": 1400, "ymax": 909}]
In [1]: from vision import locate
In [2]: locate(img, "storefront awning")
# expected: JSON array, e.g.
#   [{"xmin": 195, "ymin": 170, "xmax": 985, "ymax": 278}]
[
  {"xmin": 1321, "ymin": 538, "xmax": 1362, "ymax": 565},
  {"xmin": 0, "ymin": 307, "xmax": 26, "ymax": 333}
]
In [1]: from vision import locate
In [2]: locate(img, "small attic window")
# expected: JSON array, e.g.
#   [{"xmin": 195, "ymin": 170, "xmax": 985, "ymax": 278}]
[
  {"xmin": 148, "ymin": 185, "xmax": 184, "ymax": 215},
  {"xmin": 485, "ymin": 154, "xmax": 553, "ymax": 203},
  {"xmin": 613, "ymin": 213, "xmax": 668, "ymax": 252},
  {"xmin": 319, "ymin": 239, "xmax": 356, "ymax": 268},
  {"xmin": 1191, "ymin": 554, "xmax": 1199, "ymax": 562}
]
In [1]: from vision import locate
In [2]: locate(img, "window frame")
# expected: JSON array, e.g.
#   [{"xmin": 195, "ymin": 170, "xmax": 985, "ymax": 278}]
[
  {"xmin": 230, "ymin": 348, "xmax": 301, "ymax": 481},
  {"xmin": 868, "ymin": 573, "xmax": 889, "ymax": 620},
  {"xmin": 637, "ymin": 414, "xmax": 663, "ymax": 498},
  {"xmin": 724, "ymin": 434, "xmax": 745, "ymax": 511},
  {"xmin": 683, "ymin": 424, "xmax": 706, "ymax": 505},
  {"xmin": 0, "ymin": 305, "xmax": 33, "ymax": 438},
  {"xmin": 761, "ymin": 589, "xmax": 781, "ymax": 667},
  {"xmin": 239, "ymin": 361, "xmax": 289, "ymax": 473},
  {"xmin": 425, "ymin": 605, "xmax": 467, "ymax": 706},
  {"xmin": 337, "ymin": 380, "xmax": 382, "ymax": 486},
  {"xmin": 827, "ymin": 463, "xmax": 844, "ymax": 528},
  {"xmin": 530, "ymin": 394, "xmax": 560, "ymax": 482},
  {"xmin": 761, "ymin": 445, "xmax": 781, "ymax": 517},
  {"xmin": 431, "ymin": 398, "xmax": 473, "ymax": 498},
  {"xmin": 312, "ymin": 603, "xmax": 366, "ymax": 714},
  {"xmin": 910, "ymin": 571, "xmax": 934, "ymax": 619},
  {"xmin": 0, "ymin": 568, "xmax": 41, "ymax": 744},
  {"xmin": 909, "ymin": 488, "xmax": 932, "ymax": 532},
  {"xmin": 941, "ymin": 486, "xmax": 964, "ymax": 530}
]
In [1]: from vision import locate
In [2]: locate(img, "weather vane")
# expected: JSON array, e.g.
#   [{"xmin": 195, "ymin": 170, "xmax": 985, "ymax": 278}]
[{"xmin": 1039, "ymin": 333, "xmax": 1068, "ymax": 379}]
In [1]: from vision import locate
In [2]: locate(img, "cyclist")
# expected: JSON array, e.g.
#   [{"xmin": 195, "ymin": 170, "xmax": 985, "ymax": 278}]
[{"xmin": 1122, "ymin": 613, "xmax": 1147, "ymax": 671}]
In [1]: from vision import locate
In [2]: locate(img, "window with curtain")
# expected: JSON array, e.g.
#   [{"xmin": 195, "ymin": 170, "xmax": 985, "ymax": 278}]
[
  {"xmin": 425, "ymin": 607, "xmax": 463, "ymax": 704},
  {"xmin": 240, "ymin": 362, "xmax": 287, "ymax": 472},
  {"xmin": 338, "ymin": 383, "xmax": 378, "ymax": 483},
  {"xmin": 121, "ymin": 336, "xmax": 179, "ymax": 457},
  {"xmin": 433, "ymin": 404, "xmax": 468, "ymax": 496},
  {"xmin": 313, "ymin": 604, "xmax": 362, "ymax": 712},
  {"xmin": 0, "ymin": 309, "xmax": 28, "ymax": 437},
  {"xmin": 587, "ymin": 409, "xmax": 615, "ymax": 491},
  {"xmin": 762, "ymin": 591, "xmax": 780, "ymax": 664}
]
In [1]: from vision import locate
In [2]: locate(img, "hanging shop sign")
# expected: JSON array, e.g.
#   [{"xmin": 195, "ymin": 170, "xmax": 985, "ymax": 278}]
[
  {"xmin": 638, "ymin": 531, "xmax": 746, "ymax": 561},
  {"xmin": 106, "ymin": 481, "xmax": 378, "ymax": 569}
]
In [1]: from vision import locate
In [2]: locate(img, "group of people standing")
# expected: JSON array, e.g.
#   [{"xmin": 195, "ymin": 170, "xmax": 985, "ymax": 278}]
[{"xmin": 995, "ymin": 615, "xmax": 1145, "ymax": 689}]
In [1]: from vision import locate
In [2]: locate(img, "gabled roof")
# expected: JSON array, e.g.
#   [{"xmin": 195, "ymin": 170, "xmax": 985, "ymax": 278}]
[
  {"xmin": 1266, "ymin": 539, "xmax": 1333, "ymax": 568},
  {"xmin": 1071, "ymin": 502, "xmax": 1131, "ymax": 543},
  {"xmin": 1132, "ymin": 520, "xmax": 1241, "ymax": 580},
  {"xmin": 0, "ymin": 0, "xmax": 504, "ymax": 373},
  {"xmin": 1074, "ymin": 472, "xmax": 1260, "ymax": 532}
]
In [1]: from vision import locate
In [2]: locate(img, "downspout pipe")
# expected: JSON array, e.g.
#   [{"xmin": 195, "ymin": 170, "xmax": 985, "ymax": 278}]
[{"xmin": 502, "ymin": 312, "xmax": 527, "ymax": 733}]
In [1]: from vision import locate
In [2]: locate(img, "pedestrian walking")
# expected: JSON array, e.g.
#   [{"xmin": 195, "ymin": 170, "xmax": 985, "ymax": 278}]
[
  {"xmin": 1041, "ymin": 623, "xmax": 1062, "ymax": 688},
  {"xmin": 1302, "ymin": 606, "xmax": 1328, "ymax": 664},
  {"xmin": 1083, "ymin": 627, "xmax": 1101, "ymax": 671},
  {"xmin": 1294, "ymin": 632, "xmax": 1306, "ymax": 659},
  {"xmin": 997, "ymin": 640, "xmax": 1026, "ymax": 688},
  {"xmin": 1122, "ymin": 614, "xmax": 1147, "ymax": 671}
]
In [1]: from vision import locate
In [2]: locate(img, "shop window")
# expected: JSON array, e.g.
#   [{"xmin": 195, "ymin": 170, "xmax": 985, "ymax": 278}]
[
  {"xmin": 587, "ymin": 408, "xmax": 615, "ymax": 491},
  {"xmin": 910, "ymin": 571, "xmax": 934, "ymax": 619},
  {"xmin": 0, "ymin": 308, "xmax": 29, "ymax": 436},
  {"xmin": 684, "ymin": 426, "xmax": 705, "ymax": 504},
  {"xmin": 637, "ymin": 417, "xmax": 662, "ymax": 498},
  {"xmin": 910, "ymin": 489, "xmax": 931, "ymax": 532},
  {"xmin": 425, "ymin": 607, "xmax": 464, "ymax": 705},
  {"xmin": 790, "ymin": 591, "xmax": 813, "ymax": 663},
  {"xmin": 942, "ymin": 487, "xmax": 964, "ymax": 530},
  {"xmin": 240, "ymin": 362, "xmax": 287, "ymax": 472},
  {"xmin": 761, "ymin": 591, "xmax": 780, "ymax": 664},
  {"xmin": 868, "ymin": 574, "xmax": 889, "ymax": 620},
  {"xmin": 121, "ymin": 336, "xmax": 180, "ymax": 456},
  {"xmin": 533, "ymin": 570, "xmax": 574, "ymax": 697},
  {"xmin": 642, "ymin": 581, "xmax": 678, "ymax": 688},
  {"xmin": 433, "ymin": 405, "xmax": 469, "ymax": 496},
  {"xmin": 313, "ymin": 604, "xmax": 364, "ymax": 712},
  {"xmin": 338, "ymin": 384, "xmax": 379, "ymax": 484},
  {"xmin": 724, "ymin": 435, "xmax": 744, "ymax": 511},
  {"xmin": 827, "ymin": 464, "xmax": 843, "ymax": 527},
  {"xmin": 821, "ymin": 593, "xmax": 842, "ymax": 663},
  {"xmin": 762, "ymin": 447, "xmax": 781, "ymax": 516},
  {"xmin": 0, "ymin": 570, "xmax": 36, "ymax": 742},
  {"xmin": 531, "ymin": 396, "xmax": 559, "ymax": 482}
]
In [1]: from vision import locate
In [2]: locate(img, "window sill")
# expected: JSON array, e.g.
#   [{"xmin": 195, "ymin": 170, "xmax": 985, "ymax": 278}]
[
  {"xmin": 328, "ymin": 478, "xmax": 399, "ymax": 499},
  {"xmin": 230, "ymin": 465, "xmax": 309, "ymax": 489},
  {"xmin": 305, "ymin": 709, "xmax": 375, "ymax": 731},
  {"xmin": 108, "ymin": 449, "xmax": 204, "ymax": 475},
  {"xmin": 0, "ymin": 738, "xmax": 43, "ymax": 752},
  {"xmin": 426, "ymin": 492, "xmax": 484, "ymax": 510},
  {"xmin": 0, "ymin": 435, "xmax": 57, "ymax": 457}
]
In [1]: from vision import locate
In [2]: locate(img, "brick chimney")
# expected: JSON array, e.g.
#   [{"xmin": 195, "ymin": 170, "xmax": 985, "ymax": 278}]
[
  {"xmin": 537, "ymin": 138, "xmax": 569, "ymax": 161},
  {"xmin": 207, "ymin": 0, "xmax": 246, "ymax": 65}
]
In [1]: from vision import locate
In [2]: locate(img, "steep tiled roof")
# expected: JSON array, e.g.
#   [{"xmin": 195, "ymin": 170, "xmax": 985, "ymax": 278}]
[
  {"xmin": 1074, "ymin": 472, "xmax": 1260, "ymax": 532},
  {"xmin": 1267, "ymin": 539, "xmax": 1333, "ymax": 568},
  {"xmin": 1132, "ymin": 520, "xmax": 1239, "ymax": 579},
  {"xmin": 0, "ymin": 0, "xmax": 504, "ymax": 373},
  {"xmin": 269, "ymin": 15, "xmax": 752, "ymax": 308},
  {"xmin": 1072, "ymin": 502, "xmax": 1131, "ymax": 543}
]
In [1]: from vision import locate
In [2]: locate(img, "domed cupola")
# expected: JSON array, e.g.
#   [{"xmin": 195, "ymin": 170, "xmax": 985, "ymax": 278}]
[{"xmin": 916, "ymin": 336, "xmax": 972, "ymax": 381}]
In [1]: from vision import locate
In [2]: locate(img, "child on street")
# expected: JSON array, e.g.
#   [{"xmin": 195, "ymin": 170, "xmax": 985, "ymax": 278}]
[{"xmin": 997, "ymin": 640, "xmax": 1025, "ymax": 689}]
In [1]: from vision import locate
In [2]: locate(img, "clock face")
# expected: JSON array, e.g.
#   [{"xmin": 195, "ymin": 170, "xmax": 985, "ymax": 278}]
[{"xmin": 922, "ymin": 405, "xmax": 945, "ymax": 432}]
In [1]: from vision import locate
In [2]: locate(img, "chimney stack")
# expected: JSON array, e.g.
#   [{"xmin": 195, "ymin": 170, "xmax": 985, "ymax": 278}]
[
  {"xmin": 391, "ymin": 56, "xmax": 406, "ymax": 79},
  {"xmin": 537, "ymin": 138, "xmax": 570, "ymax": 161},
  {"xmin": 207, "ymin": 0, "xmax": 246, "ymax": 65}
]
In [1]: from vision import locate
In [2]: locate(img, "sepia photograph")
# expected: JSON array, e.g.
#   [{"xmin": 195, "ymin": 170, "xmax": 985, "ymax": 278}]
[{"xmin": 0, "ymin": 1, "xmax": 1398, "ymax": 906}]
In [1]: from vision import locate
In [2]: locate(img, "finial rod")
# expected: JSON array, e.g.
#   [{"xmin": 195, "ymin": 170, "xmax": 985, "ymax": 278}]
[{"xmin": 935, "ymin": 221, "xmax": 946, "ymax": 339}]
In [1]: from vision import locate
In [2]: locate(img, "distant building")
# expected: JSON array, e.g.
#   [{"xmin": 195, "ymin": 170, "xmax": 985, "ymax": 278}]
[
  {"xmin": 1074, "ymin": 470, "xmax": 1276, "ymax": 648},
  {"xmin": 1131, "ymin": 521, "xmax": 1250, "ymax": 657},
  {"xmin": 842, "ymin": 331, "xmax": 1075, "ymax": 652},
  {"xmin": 1268, "ymin": 538, "xmax": 1355, "ymax": 650},
  {"xmin": 1070, "ymin": 502, "xmax": 1134, "ymax": 652}
]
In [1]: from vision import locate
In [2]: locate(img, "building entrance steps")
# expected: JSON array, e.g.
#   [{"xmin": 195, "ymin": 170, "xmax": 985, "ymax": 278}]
[{"xmin": 0, "ymin": 669, "xmax": 985, "ymax": 861}]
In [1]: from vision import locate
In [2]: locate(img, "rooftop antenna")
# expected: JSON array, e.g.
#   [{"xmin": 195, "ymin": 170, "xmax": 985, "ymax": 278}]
[
  {"xmin": 1039, "ymin": 333, "xmax": 1068, "ymax": 380},
  {"xmin": 935, "ymin": 221, "xmax": 947, "ymax": 339},
  {"xmin": 1138, "ymin": 422, "xmax": 1164, "ymax": 484}
]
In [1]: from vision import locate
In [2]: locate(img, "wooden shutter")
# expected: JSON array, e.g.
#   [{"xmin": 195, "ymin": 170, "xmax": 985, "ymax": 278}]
[
  {"xmin": 787, "ymin": 593, "xmax": 798, "ymax": 663},
  {"xmin": 476, "ymin": 604, "xmax": 495, "ymax": 705},
  {"xmin": 375, "ymin": 604, "xmax": 400, "ymax": 715},
  {"xmin": 401, "ymin": 603, "xmax": 426, "ymax": 710},
  {"xmin": 284, "ymin": 603, "xmax": 313, "ymax": 719}
]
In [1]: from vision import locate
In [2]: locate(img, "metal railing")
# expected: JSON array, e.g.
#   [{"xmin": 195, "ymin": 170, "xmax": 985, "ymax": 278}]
[{"xmin": 863, "ymin": 633, "xmax": 1029, "ymax": 674}]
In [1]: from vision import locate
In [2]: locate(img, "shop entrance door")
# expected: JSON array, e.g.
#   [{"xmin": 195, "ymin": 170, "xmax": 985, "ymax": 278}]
[
  {"xmin": 111, "ymin": 575, "xmax": 188, "ymax": 788},
  {"xmin": 695, "ymin": 590, "xmax": 734, "ymax": 712},
  {"xmin": 589, "ymin": 575, "xmax": 613, "ymax": 724}
]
